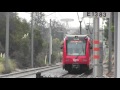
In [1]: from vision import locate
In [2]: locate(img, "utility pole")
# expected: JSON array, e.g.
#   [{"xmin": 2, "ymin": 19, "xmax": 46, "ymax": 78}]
[
  {"xmin": 114, "ymin": 12, "xmax": 120, "ymax": 78},
  {"xmin": 116, "ymin": 12, "xmax": 120, "ymax": 78},
  {"xmin": 108, "ymin": 12, "xmax": 112, "ymax": 73},
  {"xmin": 115, "ymin": 12, "xmax": 120, "ymax": 78},
  {"xmin": 49, "ymin": 19, "xmax": 52, "ymax": 65},
  {"xmin": 93, "ymin": 17, "xmax": 100, "ymax": 77},
  {"xmin": 31, "ymin": 12, "xmax": 34, "ymax": 68},
  {"xmin": 86, "ymin": 24, "xmax": 89, "ymax": 34},
  {"xmin": 5, "ymin": 12, "xmax": 10, "ymax": 73},
  {"xmin": 79, "ymin": 21, "xmax": 82, "ymax": 34},
  {"xmin": 114, "ymin": 12, "xmax": 118, "ymax": 78},
  {"xmin": 77, "ymin": 12, "xmax": 82, "ymax": 34}
]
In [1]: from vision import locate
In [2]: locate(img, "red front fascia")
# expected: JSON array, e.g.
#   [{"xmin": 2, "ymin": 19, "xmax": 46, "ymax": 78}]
[
  {"xmin": 64, "ymin": 55, "xmax": 88, "ymax": 64},
  {"xmin": 62, "ymin": 38, "xmax": 90, "ymax": 65}
]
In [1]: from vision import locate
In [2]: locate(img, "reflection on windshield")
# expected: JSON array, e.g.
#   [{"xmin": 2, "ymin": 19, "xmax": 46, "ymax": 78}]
[{"xmin": 67, "ymin": 41, "xmax": 86, "ymax": 56}]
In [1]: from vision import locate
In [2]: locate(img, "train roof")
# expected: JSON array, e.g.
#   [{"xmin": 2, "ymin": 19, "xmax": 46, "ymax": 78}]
[{"xmin": 65, "ymin": 34, "xmax": 89, "ymax": 38}]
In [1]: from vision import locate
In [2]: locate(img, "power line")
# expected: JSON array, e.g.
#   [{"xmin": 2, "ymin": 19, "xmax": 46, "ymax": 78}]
[
  {"xmin": 24, "ymin": 12, "xmax": 56, "ymax": 18},
  {"xmin": 77, "ymin": 12, "xmax": 80, "ymax": 21},
  {"xmin": 45, "ymin": 12, "xmax": 56, "ymax": 17},
  {"xmin": 83, "ymin": 18, "xmax": 93, "ymax": 35},
  {"xmin": 56, "ymin": 13, "xmax": 64, "ymax": 23},
  {"xmin": 25, "ymin": 12, "xmax": 31, "ymax": 14},
  {"xmin": 88, "ymin": 18, "xmax": 93, "ymax": 34},
  {"xmin": 77, "ymin": 12, "xmax": 82, "ymax": 34},
  {"xmin": 83, "ymin": 18, "xmax": 86, "ymax": 26},
  {"xmin": 88, "ymin": 25, "xmax": 93, "ymax": 34}
]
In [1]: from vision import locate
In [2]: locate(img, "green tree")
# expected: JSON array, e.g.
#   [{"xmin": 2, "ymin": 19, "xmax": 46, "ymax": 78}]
[
  {"xmin": 9, "ymin": 15, "xmax": 31, "ymax": 68},
  {"xmin": 0, "ymin": 42, "xmax": 4, "ymax": 53},
  {"xmin": 30, "ymin": 12, "xmax": 47, "ymax": 67},
  {"xmin": 103, "ymin": 12, "xmax": 114, "ymax": 46},
  {"xmin": 0, "ymin": 12, "xmax": 65, "ymax": 69},
  {"xmin": 51, "ymin": 38, "xmax": 61, "ymax": 64},
  {"xmin": 0, "ymin": 12, "xmax": 6, "ymax": 50},
  {"xmin": 51, "ymin": 20, "xmax": 65, "ymax": 41}
]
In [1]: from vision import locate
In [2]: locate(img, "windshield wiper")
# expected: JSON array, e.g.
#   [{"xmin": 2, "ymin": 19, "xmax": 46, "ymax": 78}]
[{"xmin": 75, "ymin": 55, "xmax": 80, "ymax": 59}]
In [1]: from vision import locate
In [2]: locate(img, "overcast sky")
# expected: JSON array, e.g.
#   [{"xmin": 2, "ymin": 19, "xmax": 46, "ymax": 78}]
[{"xmin": 17, "ymin": 12, "xmax": 105, "ymax": 28}]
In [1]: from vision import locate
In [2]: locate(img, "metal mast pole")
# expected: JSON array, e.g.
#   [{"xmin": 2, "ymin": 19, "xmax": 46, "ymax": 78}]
[
  {"xmin": 114, "ymin": 12, "xmax": 118, "ymax": 78},
  {"xmin": 93, "ymin": 17, "xmax": 100, "ymax": 77},
  {"xmin": 49, "ymin": 19, "xmax": 52, "ymax": 65},
  {"xmin": 5, "ymin": 12, "xmax": 10, "ymax": 72},
  {"xmin": 31, "ymin": 12, "xmax": 34, "ymax": 68}
]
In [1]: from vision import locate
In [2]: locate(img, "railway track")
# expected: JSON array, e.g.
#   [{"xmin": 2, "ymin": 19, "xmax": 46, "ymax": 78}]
[
  {"xmin": 0, "ymin": 64, "xmax": 61, "ymax": 78},
  {"xmin": 60, "ymin": 73, "xmax": 89, "ymax": 78},
  {"xmin": 41, "ymin": 73, "xmax": 91, "ymax": 78},
  {"xmin": 40, "ymin": 70, "xmax": 93, "ymax": 78},
  {"xmin": 39, "ymin": 68, "xmax": 93, "ymax": 78}
]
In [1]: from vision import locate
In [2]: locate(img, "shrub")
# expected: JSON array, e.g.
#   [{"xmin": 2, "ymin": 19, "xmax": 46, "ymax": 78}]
[
  {"xmin": 1, "ymin": 58, "xmax": 17, "ymax": 74},
  {"xmin": 0, "ymin": 62, "xmax": 5, "ymax": 74},
  {"xmin": 35, "ymin": 52, "xmax": 46, "ymax": 67}
]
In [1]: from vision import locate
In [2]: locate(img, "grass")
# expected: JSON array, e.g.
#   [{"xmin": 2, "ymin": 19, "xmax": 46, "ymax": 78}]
[
  {"xmin": 0, "ymin": 62, "xmax": 5, "ymax": 74},
  {"xmin": 0, "ymin": 57, "xmax": 17, "ymax": 74}
]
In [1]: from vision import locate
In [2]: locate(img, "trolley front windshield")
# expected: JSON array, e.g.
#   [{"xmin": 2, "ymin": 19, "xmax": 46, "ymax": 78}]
[{"xmin": 66, "ymin": 40, "xmax": 86, "ymax": 56}]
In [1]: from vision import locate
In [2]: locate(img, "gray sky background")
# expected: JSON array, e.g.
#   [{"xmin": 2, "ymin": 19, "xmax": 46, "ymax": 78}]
[{"xmin": 17, "ymin": 12, "xmax": 105, "ymax": 28}]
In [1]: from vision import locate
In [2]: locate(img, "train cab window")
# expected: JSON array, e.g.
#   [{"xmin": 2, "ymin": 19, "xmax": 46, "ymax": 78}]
[{"xmin": 66, "ymin": 40, "xmax": 86, "ymax": 56}]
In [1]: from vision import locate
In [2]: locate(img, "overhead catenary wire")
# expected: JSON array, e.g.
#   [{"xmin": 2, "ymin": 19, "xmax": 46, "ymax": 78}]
[
  {"xmin": 76, "ymin": 12, "xmax": 83, "ymax": 34},
  {"xmin": 77, "ymin": 12, "xmax": 80, "ymax": 21},
  {"xmin": 87, "ymin": 18, "xmax": 93, "ymax": 34},
  {"xmin": 45, "ymin": 12, "xmax": 56, "ymax": 17},
  {"xmin": 82, "ymin": 17, "xmax": 93, "ymax": 40},
  {"xmin": 24, "ymin": 12, "xmax": 56, "ymax": 18}
]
